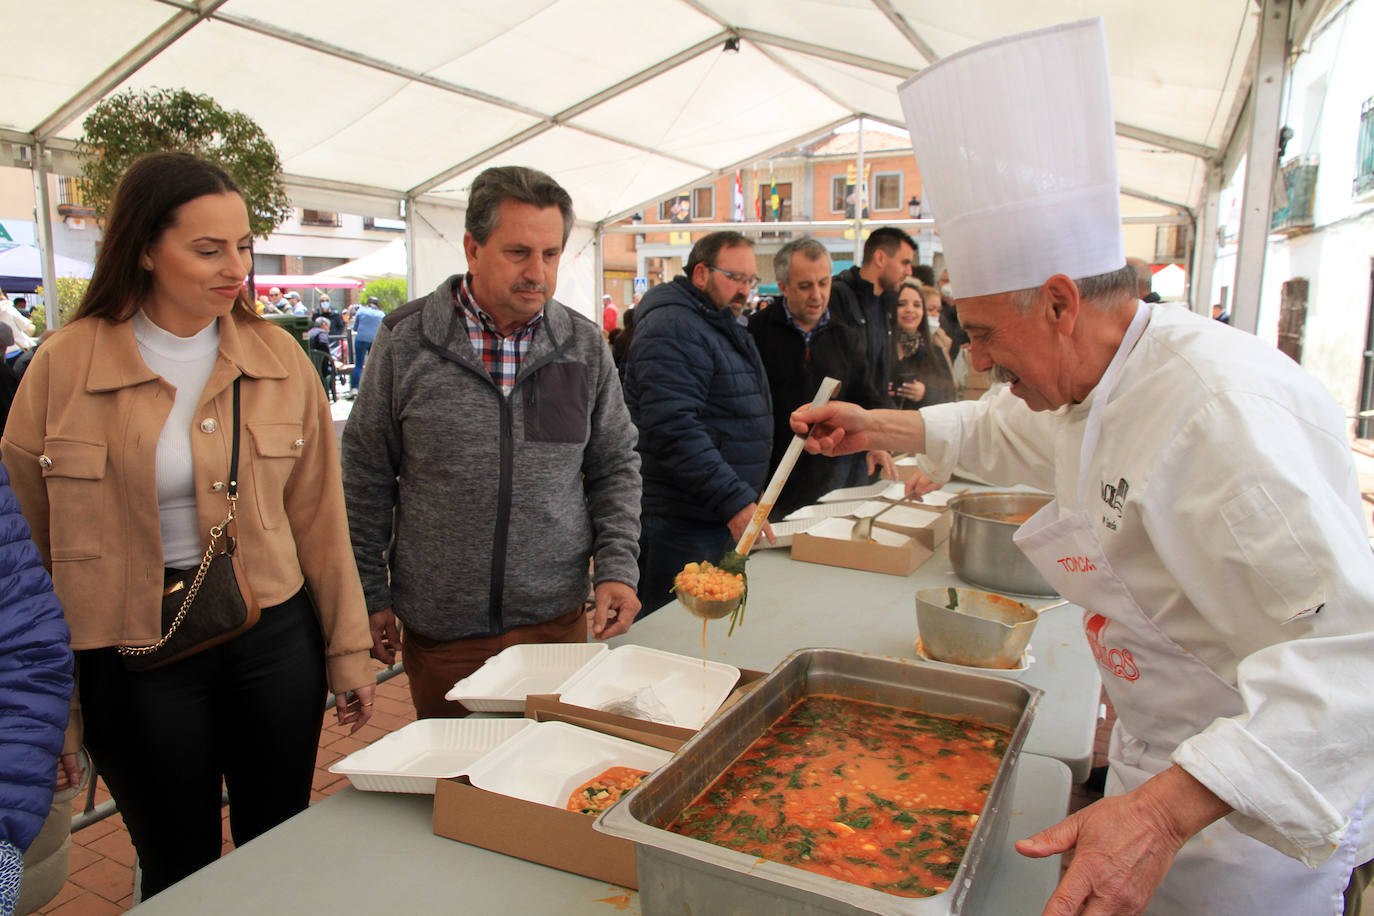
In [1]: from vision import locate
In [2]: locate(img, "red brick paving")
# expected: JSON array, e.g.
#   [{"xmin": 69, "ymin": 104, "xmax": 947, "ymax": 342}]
[{"xmin": 33, "ymin": 664, "xmax": 412, "ymax": 914}]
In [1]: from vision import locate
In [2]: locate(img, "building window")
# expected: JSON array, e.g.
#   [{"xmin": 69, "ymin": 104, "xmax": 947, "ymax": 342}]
[
  {"xmin": 691, "ymin": 186, "xmax": 714, "ymax": 220},
  {"xmin": 1355, "ymin": 96, "xmax": 1374, "ymax": 198},
  {"xmin": 363, "ymin": 216, "xmax": 405, "ymax": 231},
  {"xmin": 831, "ymin": 175, "xmax": 847, "ymax": 213},
  {"xmin": 873, "ymin": 172, "xmax": 903, "ymax": 211},
  {"xmin": 659, "ymin": 195, "xmax": 691, "ymax": 223},
  {"xmin": 301, "ymin": 209, "xmax": 341, "ymax": 227}
]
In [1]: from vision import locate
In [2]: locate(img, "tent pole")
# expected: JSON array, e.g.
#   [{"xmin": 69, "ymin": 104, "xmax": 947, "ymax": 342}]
[
  {"xmin": 1231, "ymin": 0, "xmax": 1291, "ymax": 335},
  {"xmin": 403, "ymin": 194, "xmax": 416, "ymax": 302},
  {"xmin": 853, "ymin": 119, "xmax": 866, "ymax": 263},
  {"xmin": 594, "ymin": 225, "xmax": 605, "ymax": 329},
  {"xmin": 31, "ymin": 141, "xmax": 60, "ymax": 329},
  {"xmin": 1191, "ymin": 163, "xmax": 1224, "ymax": 315}
]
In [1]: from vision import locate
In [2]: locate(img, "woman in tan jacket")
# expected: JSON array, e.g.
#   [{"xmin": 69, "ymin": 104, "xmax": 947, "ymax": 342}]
[{"xmin": 1, "ymin": 152, "xmax": 375, "ymax": 899}]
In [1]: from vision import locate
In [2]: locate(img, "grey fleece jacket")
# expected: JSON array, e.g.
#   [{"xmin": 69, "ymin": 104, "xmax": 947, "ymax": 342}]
[{"xmin": 340, "ymin": 276, "xmax": 641, "ymax": 641}]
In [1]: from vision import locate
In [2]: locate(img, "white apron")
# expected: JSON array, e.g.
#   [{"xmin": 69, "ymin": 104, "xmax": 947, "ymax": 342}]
[{"xmin": 1011, "ymin": 303, "xmax": 1364, "ymax": 915}]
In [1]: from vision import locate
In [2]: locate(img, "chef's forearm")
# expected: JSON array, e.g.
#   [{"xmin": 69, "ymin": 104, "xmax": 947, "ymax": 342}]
[
  {"xmin": 1135, "ymin": 764, "xmax": 1233, "ymax": 845},
  {"xmin": 871, "ymin": 408, "xmax": 927, "ymax": 454}
]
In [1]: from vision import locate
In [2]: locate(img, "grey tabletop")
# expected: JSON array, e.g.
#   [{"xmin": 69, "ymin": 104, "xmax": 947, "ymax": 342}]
[
  {"xmin": 130, "ymin": 755, "xmax": 1072, "ymax": 915},
  {"xmin": 609, "ymin": 546, "xmax": 1102, "ymax": 782}
]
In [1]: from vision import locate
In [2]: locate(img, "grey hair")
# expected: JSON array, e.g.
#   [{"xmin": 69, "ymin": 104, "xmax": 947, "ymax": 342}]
[
  {"xmin": 465, "ymin": 166, "xmax": 575, "ymax": 247},
  {"xmin": 774, "ymin": 238, "xmax": 831, "ymax": 287},
  {"xmin": 1008, "ymin": 264, "xmax": 1137, "ymax": 313}
]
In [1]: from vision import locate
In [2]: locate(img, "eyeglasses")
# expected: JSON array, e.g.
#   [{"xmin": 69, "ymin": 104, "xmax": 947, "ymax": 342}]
[{"xmin": 707, "ymin": 265, "xmax": 760, "ymax": 289}]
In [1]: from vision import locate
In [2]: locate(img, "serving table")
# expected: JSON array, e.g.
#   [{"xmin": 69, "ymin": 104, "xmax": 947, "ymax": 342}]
[
  {"xmin": 611, "ymin": 544, "xmax": 1102, "ymax": 782},
  {"xmin": 132, "ymin": 519, "xmax": 1104, "ymax": 914}
]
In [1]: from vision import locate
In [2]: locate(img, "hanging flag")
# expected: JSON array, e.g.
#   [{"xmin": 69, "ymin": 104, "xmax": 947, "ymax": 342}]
[
  {"xmin": 769, "ymin": 163, "xmax": 780, "ymax": 221},
  {"xmin": 732, "ymin": 171, "xmax": 744, "ymax": 222},
  {"xmin": 752, "ymin": 166, "xmax": 761, "ymax": 220}
]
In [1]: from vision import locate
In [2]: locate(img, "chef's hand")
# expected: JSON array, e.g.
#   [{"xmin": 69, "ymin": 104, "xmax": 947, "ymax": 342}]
[
  {"xmin": 866, "ymin": 450, "xmax": 897, "ymax": 481},
  {"xmin": 790, "ymin": 402, "xmax": 877, "ymax": 456},
  {"xmin": 368, "ymin": 608, "xmax": 400, "ymax": 665},
  {"xmin": 727, "ymin": 503, "xmax": 775, "ymax": 546},
  {"xmin": 592, "ymin": 581, "xmax": 639, "ymax": 639},
  {"xmin": 903, "ymin": 469, "xmax": 941, "ymax": 501},
  {"xmin": 335, "ymin": 685, "xmax": 376, "ymax": 735},
  {"xmin": 1016, "ymin": 765, "xmax": 1230, "ymax": 915}
]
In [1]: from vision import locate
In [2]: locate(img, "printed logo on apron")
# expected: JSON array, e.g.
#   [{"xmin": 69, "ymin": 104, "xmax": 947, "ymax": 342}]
[{"xmin": 1084, "ymin": 613, "xmax": 1139, "ymax": 681}]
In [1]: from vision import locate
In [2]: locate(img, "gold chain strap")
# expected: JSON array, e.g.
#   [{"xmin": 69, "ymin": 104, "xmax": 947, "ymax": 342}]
[{"xmin": 118, "ymin": 494, "xmax": 236, "ymax": 657}]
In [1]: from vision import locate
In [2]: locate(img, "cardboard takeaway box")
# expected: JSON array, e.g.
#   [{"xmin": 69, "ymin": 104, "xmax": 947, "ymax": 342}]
[
  {"xmin": 790, "ymin": 504, "xmax": 951, "ymax": 576},
  {"xmin": 432, "ymin": 669, "xmax": 767, "ymax": 889}
]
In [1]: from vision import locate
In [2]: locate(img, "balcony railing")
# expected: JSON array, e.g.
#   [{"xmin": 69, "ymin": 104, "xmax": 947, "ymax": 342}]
[{"xmin": 1271, "ymin": 157, "xmax": 1318, "ymax": 235}]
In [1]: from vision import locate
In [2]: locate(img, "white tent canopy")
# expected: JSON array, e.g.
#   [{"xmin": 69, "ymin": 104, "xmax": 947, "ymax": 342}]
[
  {"xmin": 2, "ymin": 0, "xmax": 1326, "ymax": 318},
  {"xmin": 315, "ymin": 238, "xmax": 406, "ymax": 283}
]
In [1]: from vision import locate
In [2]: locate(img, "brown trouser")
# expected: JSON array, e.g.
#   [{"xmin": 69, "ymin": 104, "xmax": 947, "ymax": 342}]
[
  {"xmin": 1348, "ymin": 858, "xmax": 1374, "ymax": 916},
  {"xmin": 400, "ymin": 605, "xmax": 588, "ymax": 719}
]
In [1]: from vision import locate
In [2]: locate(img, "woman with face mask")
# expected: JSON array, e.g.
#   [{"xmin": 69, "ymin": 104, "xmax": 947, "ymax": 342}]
[{"xmin": 889, "ymin": 280, "xmax": 957, "ymax": 410}]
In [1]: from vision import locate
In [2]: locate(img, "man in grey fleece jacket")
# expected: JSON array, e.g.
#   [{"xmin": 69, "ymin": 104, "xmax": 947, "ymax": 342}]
[{"xmin": 341, "ymin": 166, "xmax": 642, "ymax": 717}]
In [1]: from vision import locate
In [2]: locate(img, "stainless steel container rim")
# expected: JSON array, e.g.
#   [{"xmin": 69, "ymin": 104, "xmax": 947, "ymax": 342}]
[{"xmin": 946, "ymin": 490, "xmax": 1052, "ymax": 525}]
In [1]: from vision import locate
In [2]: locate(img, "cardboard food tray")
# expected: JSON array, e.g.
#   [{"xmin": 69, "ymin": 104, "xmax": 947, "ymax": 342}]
[
  {"xmin": 852, "ymin": 500, "xmax": 952, "ymax": 548},
  {"xmin": 433, "ymin": 711, "xmax": 690, "ymax": 889},
  {"xmin": 791, "ymin": 515, "xmax": 933, "ymax": 576}
]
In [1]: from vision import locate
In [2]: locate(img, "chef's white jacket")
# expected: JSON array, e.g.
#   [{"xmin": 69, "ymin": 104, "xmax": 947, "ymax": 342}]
[{"xmin": 920, "ymin": 302, "xmax": 1374, "ymax": 867}]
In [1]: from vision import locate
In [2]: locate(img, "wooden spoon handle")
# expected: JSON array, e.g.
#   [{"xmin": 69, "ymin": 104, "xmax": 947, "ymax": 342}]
[{"xmin": 734, "ymin": 376, "xmax": 841, "ymax": 556}]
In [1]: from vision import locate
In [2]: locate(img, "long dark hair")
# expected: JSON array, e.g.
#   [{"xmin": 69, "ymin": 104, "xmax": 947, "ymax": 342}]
[{"xmin": 75, "ymin": 152, "xmax": 257, "ymax": 323}]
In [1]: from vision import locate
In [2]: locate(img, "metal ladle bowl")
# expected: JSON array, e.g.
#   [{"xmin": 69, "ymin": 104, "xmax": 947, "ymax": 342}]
[{"xmin": 677, "ymin": 592, "xmax": 742, "ymax": 620}]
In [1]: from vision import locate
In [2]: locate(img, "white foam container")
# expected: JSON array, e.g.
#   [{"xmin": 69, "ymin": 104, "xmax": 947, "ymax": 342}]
[
  {"xmin": 782, "ymin": 498, "xmax": 869, "ymax": 521},
  {"xmin": 445, "ymin": 642, "xmax": 608, "ymax": 712},
  {"xmin": 555, "ymin": 645, "xmax": 740, "ymax": 730},
  {"xmin": 913, "ymin": 639, "xmax": 1033, "ymax": 679},
  {"xmin": 463, "ymin": 720, "xmax": 673, "ymax": 809},
  {"xmin": 751, "ymin": 516, "xmax": 822, "ymax": 549},
  {"xmin": 329, "ymin": 718, "xmax": 534, "ymax": 794},
  {"xmin": 852, "ymin": 500, "xmax": 948, "ymax": 529},
  {"xmin": 817, "ymin": 480, "xmax": 904, "ymax": 503}
]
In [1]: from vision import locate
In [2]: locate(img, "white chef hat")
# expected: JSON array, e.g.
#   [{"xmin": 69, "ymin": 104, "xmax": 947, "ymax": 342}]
[{"xmin": 898, "ymin": 18, "xmax": 1125, "ymax": 299}]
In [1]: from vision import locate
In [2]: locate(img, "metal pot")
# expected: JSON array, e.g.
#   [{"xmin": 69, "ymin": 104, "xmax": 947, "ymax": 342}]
[
  {"xmin": 947, "ymin": 491, "xmax": 1057, "ymax": 598},
  {"xmin": 915, "ymin": 587, "xmax": 1038, "ymax": 669}
]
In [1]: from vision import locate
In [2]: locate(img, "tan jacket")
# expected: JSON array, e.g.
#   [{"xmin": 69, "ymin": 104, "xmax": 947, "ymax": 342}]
[{"xmin": 1, "ymin": 311, "xmax": 373, "ymax": 695}]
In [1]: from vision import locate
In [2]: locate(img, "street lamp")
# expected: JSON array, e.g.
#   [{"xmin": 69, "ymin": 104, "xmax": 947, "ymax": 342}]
[{"xmin": 908, "ymin": 195, "xmax": 922, "ymax": 219}]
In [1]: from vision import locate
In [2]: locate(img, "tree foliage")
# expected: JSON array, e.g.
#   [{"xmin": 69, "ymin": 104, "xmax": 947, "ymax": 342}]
[
  {"xmin": 362, "ymin": 277, "xmax": 408, "ymax": 313},
  {"xmin": 30, "ymin": 277, "xmax": 88, "ymax": 334},
  {"xmin": 77, "ymin": 88, "xmax": 291, "ymax": 238}
]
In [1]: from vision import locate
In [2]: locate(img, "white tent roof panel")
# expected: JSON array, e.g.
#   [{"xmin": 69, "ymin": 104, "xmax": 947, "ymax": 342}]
[
  {"xmin": 5, "ymin": 0, "xmax": 1280, "ymax": 234},
  {"xmin": 424, "ymin": 0, "xmax": 722, "ymax": 116},
  {"xmin": 1, "ymin": 0, "xmax": 170, "ymax": 133},
  {"xmin": 706, "ymin": 0, "xmax": 929, "ymax": 68},
  {"xmin": 571, "ymin": 44, "xmax": 850, "ymax": 169},
  {"xmin": 429, "ymin": 126, "xmax": 706, "ymax": 223}
]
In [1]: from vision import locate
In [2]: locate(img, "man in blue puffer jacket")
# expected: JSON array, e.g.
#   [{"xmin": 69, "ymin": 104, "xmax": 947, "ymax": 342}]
[
  {"xmin": 622, "ymin": 232, "xmax": 773, "ymax": 614},
  {"xmin": 0, "ymin": 457, "xmax": 73, "ymax": 915}
]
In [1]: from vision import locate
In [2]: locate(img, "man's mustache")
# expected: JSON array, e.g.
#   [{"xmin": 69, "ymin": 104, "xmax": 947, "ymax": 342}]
[
  {"xmin": 992, "ymin": 364, "xmax": 1018, "ymax": 383},
  {"xmin": 511, "ymin": 282, "xmax": 547, "ymax": 294}
]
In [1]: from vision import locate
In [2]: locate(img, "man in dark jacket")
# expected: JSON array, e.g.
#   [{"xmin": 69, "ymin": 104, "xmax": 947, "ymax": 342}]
[
  {"xmin": 750, "ymin": 239, "xmax": 894, "ymax": 519},
  {"xmin": 828, "ymin": 226, "xmax": 916, "ymax": 403},
  {"xmin": 622, "ymin": 231, "xmax": 773, "ymax": 614}
]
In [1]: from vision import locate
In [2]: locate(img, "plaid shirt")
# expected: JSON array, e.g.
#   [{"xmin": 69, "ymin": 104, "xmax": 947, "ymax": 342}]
[
  {"xmin": 784, "ymin": 305, "xmax": 831, "ymax": 343},
  {"xmin": 455, "ymin": 274, "xmax": 543, "ymax": 394}
]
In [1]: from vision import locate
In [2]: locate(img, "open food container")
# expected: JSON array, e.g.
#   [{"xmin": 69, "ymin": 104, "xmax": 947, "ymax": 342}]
[
  {"xmin": 555, "ymin": 645, "xmax": 740, "ymax": 730},
  {"xmin": 444, "ymin": 642, "xmax": 607, "ymax": 712},
  {"xmin": 329, "ymin": 718, "xmax": 533, "ymax": 794},
  {"xmin": 947, "ymin": 492, "xmax": 1056, "ymax": 598},
  {"xmin": 596, "ymin": 648, "xmax": 1041, "ymax": 915}
]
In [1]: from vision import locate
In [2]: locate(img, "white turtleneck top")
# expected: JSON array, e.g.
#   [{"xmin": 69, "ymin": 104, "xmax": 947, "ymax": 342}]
[{"xmin": 132, "ymin": 310, "xmax": 221, "ymax": 569}]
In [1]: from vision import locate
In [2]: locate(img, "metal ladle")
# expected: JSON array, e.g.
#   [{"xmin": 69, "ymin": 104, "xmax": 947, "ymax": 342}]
[{"xmin": 679, "ymin": 376, "xmax": 842, "ymax": 628}]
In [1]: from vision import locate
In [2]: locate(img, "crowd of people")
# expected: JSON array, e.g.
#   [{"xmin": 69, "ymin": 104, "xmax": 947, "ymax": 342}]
[{"xmin": 0, "ymin": 18, "xmax": 1370, "ymax": 911}]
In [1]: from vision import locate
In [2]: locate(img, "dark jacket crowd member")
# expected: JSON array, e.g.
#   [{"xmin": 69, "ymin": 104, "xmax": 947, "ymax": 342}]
[
  {"xmin": 827, "ymin": 226, "xmax": 917, "ymax": 404},
  {"xmin": 622, "ymin": 231, "xmax": 773, "ymax": 614},
  {"xmin": 890, "ymin": 280, "xmax": 958, "ymax": 410},
  {"xmin": 749, "ymin": 238, "xmax": 893, "ymax": 519}
]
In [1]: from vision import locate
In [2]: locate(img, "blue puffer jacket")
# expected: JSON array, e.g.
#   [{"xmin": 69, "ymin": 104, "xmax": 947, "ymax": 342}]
[
  {"xmin": 622, "ymin": 276, "xmax": 773, "ymax": 524},
  {"xmin": 0, "ymin": 458, "xmax": 72, "ymax": 853}
]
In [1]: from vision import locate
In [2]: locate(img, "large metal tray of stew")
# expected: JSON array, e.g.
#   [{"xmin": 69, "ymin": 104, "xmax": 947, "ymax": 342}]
[{"xmin": 596, "ymin": 647, "xmax": 1041, "ymax": 915}]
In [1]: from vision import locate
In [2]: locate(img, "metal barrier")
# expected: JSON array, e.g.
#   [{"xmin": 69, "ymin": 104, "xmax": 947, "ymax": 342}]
[{"xmin": 71, "ymin": 661, "xmax": 406, "ymax": 833}]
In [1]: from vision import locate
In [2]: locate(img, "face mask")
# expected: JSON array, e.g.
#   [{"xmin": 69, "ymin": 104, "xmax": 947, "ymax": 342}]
[
  {"xmin": 940, "ymin": 284, "xmax": 953, "ymax": 298},
  {"xmin": 927, "ymin": 316, "xmax": 940, "ymax": 332}
]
